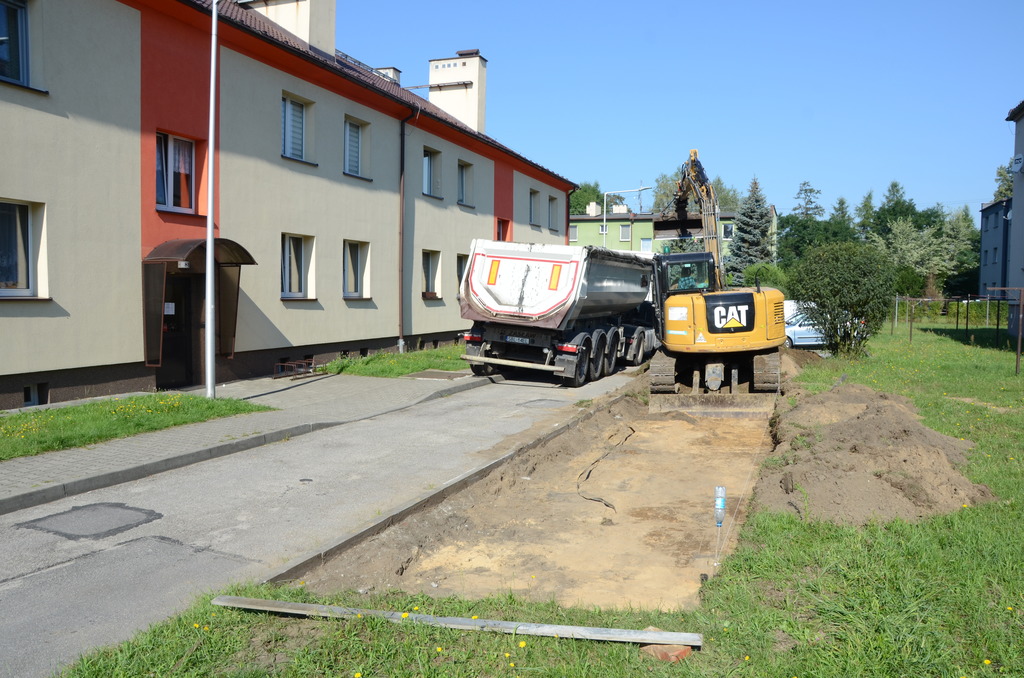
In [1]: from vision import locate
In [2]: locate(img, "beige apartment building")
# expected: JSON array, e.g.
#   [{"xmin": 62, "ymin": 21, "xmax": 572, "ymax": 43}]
[{"xmin": 0, "ymin": 0, "xmax": 574, "ymax": 408}]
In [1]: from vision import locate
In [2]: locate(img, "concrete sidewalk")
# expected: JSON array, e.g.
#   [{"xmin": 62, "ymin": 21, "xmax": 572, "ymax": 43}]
[{"xmin": 0, "ymin": 370, "xmax": 491, "ymax": 516}]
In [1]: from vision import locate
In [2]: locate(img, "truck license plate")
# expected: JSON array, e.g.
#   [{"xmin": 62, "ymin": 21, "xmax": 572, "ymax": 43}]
[{"xmin": 505, "ymin": 335, "xmax": 531, "ymax": 345}]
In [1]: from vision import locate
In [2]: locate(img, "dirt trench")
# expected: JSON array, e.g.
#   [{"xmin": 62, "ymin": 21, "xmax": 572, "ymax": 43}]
[{"xmin": 295, "ymin": 352, "xmax": 992, "ymax": 611}]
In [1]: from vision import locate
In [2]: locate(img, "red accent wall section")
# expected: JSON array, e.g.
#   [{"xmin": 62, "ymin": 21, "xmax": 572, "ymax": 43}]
[
  {"xmin": 494, "ymin": 161, "xmax": 514, "ymax": 240},
  {"xmin": 137, "ymin": 2, "xmax": 217, "ymax": 256}
]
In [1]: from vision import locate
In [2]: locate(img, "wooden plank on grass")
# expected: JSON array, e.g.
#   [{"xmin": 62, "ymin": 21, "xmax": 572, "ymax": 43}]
[{"xmin": 211, "ymin": 595, "xmax": 702, "ymax": 647}]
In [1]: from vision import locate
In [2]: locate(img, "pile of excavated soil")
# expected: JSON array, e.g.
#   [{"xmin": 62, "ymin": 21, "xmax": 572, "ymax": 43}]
[{"xmin": 757, "ymin": 353, "xmax": 994, "ymax": 525}]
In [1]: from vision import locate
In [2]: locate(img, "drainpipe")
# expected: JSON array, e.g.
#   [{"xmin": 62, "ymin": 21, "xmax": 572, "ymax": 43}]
[{"xmin": 397, "ymin": 104, "xmax": 420, "ymax": 353}]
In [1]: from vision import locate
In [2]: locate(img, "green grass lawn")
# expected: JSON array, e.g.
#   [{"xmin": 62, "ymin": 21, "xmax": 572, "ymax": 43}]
[
  {"xmin": 321, "ymin": 345, "xmax": 468, "ymax": 378},
  {"xmin": 0, "ymin": 393, "xmax": 271, "ymax": 461},
  {"xmin": 60, "ymin": 327, "xmax": 1024, "ymax": 677}
]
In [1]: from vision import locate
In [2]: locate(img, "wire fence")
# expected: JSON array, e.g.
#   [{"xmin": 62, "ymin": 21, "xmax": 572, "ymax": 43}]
[{"xmin": 892, "ymin": 295, "xmax": 1024, "ymax": 373}]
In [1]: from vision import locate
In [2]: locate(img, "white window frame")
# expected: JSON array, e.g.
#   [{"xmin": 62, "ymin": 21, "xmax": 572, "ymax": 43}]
[
  {"xmin": 568, "ymin": 224, "xmax": 578, "ymax": 242},
  {"xmin": 344, "ymin": 118, "xmax": 364, "ymax": 176},
  {"xmin": 599, "ymin": 222, "xmax": 608, "ymax": 235},
  {"xmin": 640, "ymin": 238, "xmax": 652, "ymax": 253},
  {"xmin": 343, "ymin": 239, "xmax": 369, "ymax": 299},
  {"xmin": 423, "ymin": 148, "xmax": 440, "ymax": 197},
  {"xmin": 422, "ymin": 249, "xmax": 440, "ymax": 299},
  {"xmin": 155, "ymin": 132, "xmax": 196, "ymax": 213},
  {"xmin": 282, "ymin": 95, "xmax": 306, "ymax": 160},
  {"xmin": 0, "ymin": 200, "xmax": 33, "ymax": 296},
  {"xmin": 457, "ymin": 161, "xmax": 473, "ymax": 206},
  {"xmin": 281, "ymin": 233, "xmax": 313, "ymax": 299},
  {"xmin": 0, "ymin": 0, "xmax": 28, "ymax": 87},
  {"xmin": 619, "ymin": 222, "xmax": 631, "ymax": 242}
]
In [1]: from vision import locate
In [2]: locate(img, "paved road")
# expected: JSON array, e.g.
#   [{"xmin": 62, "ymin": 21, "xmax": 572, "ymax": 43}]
[{"xmin": 0, "ymin": 370, "xmax": 636, "ymax": 678}]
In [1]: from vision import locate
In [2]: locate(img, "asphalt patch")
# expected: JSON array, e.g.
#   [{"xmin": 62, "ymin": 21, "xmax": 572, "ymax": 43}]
[{"xmin": 16, "ymin": 502, "xmax": 163, "ymax": 540}]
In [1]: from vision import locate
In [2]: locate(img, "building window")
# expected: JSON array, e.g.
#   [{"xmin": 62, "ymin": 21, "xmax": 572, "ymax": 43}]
[
  {"xmin": 344, "ymin": 119, "xmax": 363, "ymax": 176},
  {"xmin": 456, "ymin": 253, "xmax": 468, "ymax": 285},
  {"xmin": 422, "ymin": 249, "xmax": 440, "ymax": 299},
  {"xmin": 993, "ymin": 247, "xmax": 998, "ymax": 264},
  {"xmin": 0, "ymin": 0, "xmax": 27, "ymax": 86},
  {"xmin": 640, "ymin": 238, "xmax": 652, "ymax": 253},
  {"xmin": 984, "ymin": 250, "xmax": 989, "ymax": 266},
  {"xmin": 496, "ymin": 219, "xmax": 511, "ymax": 242},
  {"xmin": 548, "ymin": 197, "xmax": 558, "ymax": 231},
  {"xmin": 598, "ymin": 221, "xmax": 607, "ymax": 235},
  {"xmin": 529, "ymin": 190, "xmax": 540, "ymax": 225},
  {"xmin": 282, "ymin": 96, "xmax": 305, "ymax": 160},
  {"xmin": 0, "ymin": 200, "xmax": 31, "ymax": 295},
  {"xmin": 156, "ymin": 133, "xmax": 195, "ymax": 212},
  {"xmin": 281, "ymin": 233, "xmax": 312, "ymax": 298},
  {"xmin": 343, "ymin": 240, "xmax": 369, "ymax": 298},
  {"xmin": 423, "ymin": 148, "xmax": 440, "ymax": 197},
  {"xmin": 569, "ymin": 224, "xmax": 578, "ymax": 242},
  {"xmin": 723, "ymin": 223, "xmax": 734, "ymax": 240},
  {"xmin": 457, "ymin": 161, "xmax": 473, "ymax": 205},
  {"xmin": 620, "ymin": 223, "xmax": 631, "ymax": 242}
]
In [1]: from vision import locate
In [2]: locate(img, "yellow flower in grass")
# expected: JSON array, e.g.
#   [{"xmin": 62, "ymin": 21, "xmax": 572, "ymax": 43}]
[
  {"xmin": 401, "ymin": 612, "xmax": 409, "ymax": 618},
  {"xmin": 518, "ymin": 641, "xmax": 526, "ymax": 648}
]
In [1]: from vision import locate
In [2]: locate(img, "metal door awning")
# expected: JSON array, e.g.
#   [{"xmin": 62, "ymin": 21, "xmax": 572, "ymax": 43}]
[
  {"xmin": 143, "ymin": 238, "xmax": 257, "ymax": 266},
  {"xmin": 142, "ymin": 238, "xmax": 257, "ymax": 367}
]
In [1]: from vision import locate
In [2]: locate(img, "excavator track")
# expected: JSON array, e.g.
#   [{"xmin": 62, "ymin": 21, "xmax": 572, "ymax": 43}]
[{"xmin": 648, "ymin": 349, "xmax": 678, "ymax": 394}]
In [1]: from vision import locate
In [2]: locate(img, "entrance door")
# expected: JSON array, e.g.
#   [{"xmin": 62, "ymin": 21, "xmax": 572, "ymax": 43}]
[{"xmin": 156, "ymin": 275, "xmax": 195, "ymax": 389}]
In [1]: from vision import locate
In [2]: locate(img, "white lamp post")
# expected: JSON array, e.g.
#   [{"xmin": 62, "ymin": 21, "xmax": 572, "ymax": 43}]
[{"xmin": 205, "ymin": 0, "xmax": 219, "ymax": 398}]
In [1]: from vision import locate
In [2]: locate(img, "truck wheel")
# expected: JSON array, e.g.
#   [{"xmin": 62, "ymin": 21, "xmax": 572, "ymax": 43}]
[
  {"xmin": 562, "ymin": 341, "xmax": 590, "ymax": 387},
  {"xmin": 471, "ymin": 362, "xmax": 497, "ymax": 376},
  {"xmin": 631, "ymin": 333, "xmax": 646, "ymax": 366},
  {"xmin": 604, "ymin": 329, "xmax": 621, "ymax": 375},
  {"xmin": 589, "ymin": 331, "xmax": 607, "ymax": 382}
]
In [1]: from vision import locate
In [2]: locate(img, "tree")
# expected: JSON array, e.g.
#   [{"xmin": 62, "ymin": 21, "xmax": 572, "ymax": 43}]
[
  {"xmin": 727, "ymin": 178, "xmax": 773, "ymax": 284},
  {"xmin": 995, "ymin": 160, "xmax": 1014, "ymax": 200},
  {"xmin": 829, "ymin": 197, "xmax": 854, "ymax": 231},
  {"xmin": 854, "ymin": 190, "xmax": 875, "ymax": 240},
  {"xmin": 788, "ymin": 242, "xmax": 896, "ymax": 356},
  {"xmin": 743, "ymin": 262, "xmax": 788, "ymax": 296},
  {"xmin": 651, "ymin": 169, "xmax": 682, "ymax": 213},
  {"xmin": 776, "ymin": 212, "xmax": 857, "ymax": 269},
  {"xmin": 873, "ymin": 181, "xmax": 917, "ymax": 238},
  {"xmin": 940, "ymin": 205, "xmax": 981, "ymax": 296},
  {"xmin": 792, "ymin": 181, "xmax": 825, "ymax": 218},
  {"xmin": 569, "ymin": 181, "xmax": 624, "ymax": 215},
  {"xmin": 569, "ymin": 181, "xmax": 602, "ymax": 215},
  {"xmin": 869, "ymin": 206, "xmax": 979, "ymax": 298},
  {"xmin": 712, "ymin": 177, "xmax": 743, "ymax": 212}
]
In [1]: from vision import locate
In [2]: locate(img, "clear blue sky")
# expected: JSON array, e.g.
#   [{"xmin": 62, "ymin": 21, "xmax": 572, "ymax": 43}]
[{"xmin": 337, "ymin": 0, "xmax": 1021, "ymax": 221}]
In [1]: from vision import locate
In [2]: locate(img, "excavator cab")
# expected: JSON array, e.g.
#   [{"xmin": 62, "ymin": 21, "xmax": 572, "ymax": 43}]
[{"xmin": 660, "ymin": 252, "xmax": 716, "ymax": 293}]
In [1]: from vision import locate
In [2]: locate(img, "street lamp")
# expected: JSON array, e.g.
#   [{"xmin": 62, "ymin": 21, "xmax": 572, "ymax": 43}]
[
  {"xmin": 603, "ymin": 185, "xmax": 651, "ymax": 247},
  {"xmin": 205, "ymin": 0, "xmax": 220, "ymax": 398}
]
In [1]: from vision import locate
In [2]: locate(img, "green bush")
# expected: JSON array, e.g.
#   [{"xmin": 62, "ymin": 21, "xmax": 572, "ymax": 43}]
[
  {"xmin": 742, "ymin": 262, "xmax": 789, "ymax": 296},
  {"xmin": 789, "ymin": 242, "xmax": 896, "ymax": 356}
]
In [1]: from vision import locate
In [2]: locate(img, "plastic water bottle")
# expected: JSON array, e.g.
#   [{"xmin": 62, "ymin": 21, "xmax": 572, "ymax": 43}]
[{"xmin": 714, "ymin": 486, "xmax": 726, "ymax": 527}]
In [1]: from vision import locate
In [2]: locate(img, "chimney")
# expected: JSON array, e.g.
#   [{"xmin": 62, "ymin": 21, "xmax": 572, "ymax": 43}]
[
  {"xmin": 427, "ymin": 49, "xmax": 487, "ymax": 133},
  {"xmin": 375, "ymin": 66, "xmax": 401, "ymax": 85},
  {"xmin": 247, "ymin": 0, "xmax": 336, "ymax": 56}
]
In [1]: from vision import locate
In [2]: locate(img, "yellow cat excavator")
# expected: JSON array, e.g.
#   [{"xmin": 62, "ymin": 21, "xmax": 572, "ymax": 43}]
[{"xmin": 648, "ymin": 150, "xmax": 786, "ymax": 415}]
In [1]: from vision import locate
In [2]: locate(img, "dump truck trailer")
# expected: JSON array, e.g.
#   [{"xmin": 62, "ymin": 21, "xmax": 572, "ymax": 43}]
[{"xmin": 459, "ymin": 239, "xmax": 658, "ymax": 387}]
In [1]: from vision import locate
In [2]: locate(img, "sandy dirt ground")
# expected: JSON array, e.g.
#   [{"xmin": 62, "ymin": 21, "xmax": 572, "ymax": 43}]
[{"xmin": 297, "ymin": 351, "xmax": 992, "ymax": 611}]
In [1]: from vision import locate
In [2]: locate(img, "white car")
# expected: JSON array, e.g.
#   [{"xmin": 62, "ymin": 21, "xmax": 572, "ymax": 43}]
[{"xmin": 785, "ymin": 312, "xmax": 825, "ymax": 348}]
